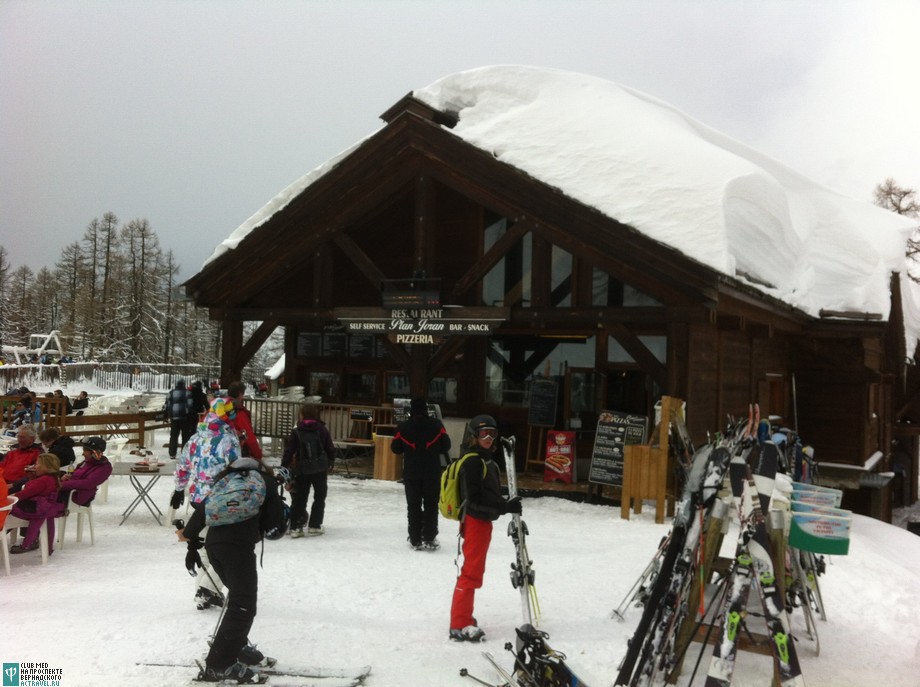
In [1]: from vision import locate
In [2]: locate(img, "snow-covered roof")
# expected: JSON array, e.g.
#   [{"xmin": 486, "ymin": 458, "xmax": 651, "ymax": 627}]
[{"xmin": 205, "ymin": 65, "xmax": 920, "ymax": 349}]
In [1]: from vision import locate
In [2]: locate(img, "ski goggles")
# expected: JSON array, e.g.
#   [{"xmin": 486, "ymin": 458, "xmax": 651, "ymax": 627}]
[{"xmin": 477, "ymin": 429, "xmax": 498, "ymax": 440}]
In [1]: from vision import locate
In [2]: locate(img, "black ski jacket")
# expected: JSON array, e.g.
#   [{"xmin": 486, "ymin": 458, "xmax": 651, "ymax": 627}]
[
  {"xmin": 391, "ymin": 415, "xmax": 451, "ymax": 480},
  {"xmin": 459, "ymin": 446, "xmax": 505, "ymax": 522}
]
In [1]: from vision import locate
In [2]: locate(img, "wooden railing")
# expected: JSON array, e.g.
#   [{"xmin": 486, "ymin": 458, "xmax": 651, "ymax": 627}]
[
  {"xmin": 2, "ymin": 394, "xmax": 397, "ymax": 454},
  {"xmin": 245, "ymin": 398, "xmax": 396, "ymax": 442},
  {"xmin": 1, "ymin": 395, "xmax": 168, "ymax": 448}
]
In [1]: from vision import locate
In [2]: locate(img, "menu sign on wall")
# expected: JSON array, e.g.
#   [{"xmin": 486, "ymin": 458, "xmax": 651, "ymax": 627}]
[
  {"xmin": 588, "ymin": 410, "xmax": 649, "ymax": 487},
  {"xmin": 527, "ymin": 378, "xmax": 558, "ymax": 428},
  {"xmin": 545, "ymin": 431, "xmax": 575, "ymax": 484}
]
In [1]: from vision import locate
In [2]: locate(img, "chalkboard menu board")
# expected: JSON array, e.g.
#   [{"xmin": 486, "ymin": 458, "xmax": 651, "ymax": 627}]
[
  {"xmin": 588, "ymin": 410, "xmax": 649, "ymax": 487},
  {"xmin": 296, "ymin": 332, "xmax": 321, "ymax": 357},
  {"xmin": 323, "ymin": 332, "xmax": 346, "ymax": 357},
  {"xmin": 348, "ymin": 334, "xmax": 375, "ymax": 358},
  {"xmin": 527, "ymin": 378, "xmax": 558, "ymax": 427}
]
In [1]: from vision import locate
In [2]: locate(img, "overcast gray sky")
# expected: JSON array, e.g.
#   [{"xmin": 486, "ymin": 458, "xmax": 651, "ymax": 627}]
[{"xmin": 2, "ymin": 0, "xmax": 918, "ymax": 281}]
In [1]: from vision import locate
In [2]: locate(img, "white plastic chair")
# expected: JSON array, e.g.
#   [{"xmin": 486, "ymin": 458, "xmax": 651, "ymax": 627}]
[
  {"xmin": 57, "ymin": 490, "xmax": 95, "ymax": 549},
  {"xmin": 0, "ymin": 496, "xmax": 19, "ymax": 576},
  {"xmin": 2, "ymin": 505, "xmax": 50, "ymax": 570},
  {"xmin": 98, "ymin": 436, "xmax": 128, "ymax": 504}
]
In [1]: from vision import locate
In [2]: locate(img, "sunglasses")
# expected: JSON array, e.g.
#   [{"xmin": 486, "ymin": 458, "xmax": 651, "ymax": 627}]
[{"xmin": 477, "ymin": 429, "xmax": 498, "ymax": 440}]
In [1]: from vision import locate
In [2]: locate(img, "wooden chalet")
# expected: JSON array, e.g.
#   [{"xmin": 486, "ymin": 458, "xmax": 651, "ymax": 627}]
[{"xmin": 184, "ymin": 87, "xmax": 917, "ymax": 521}]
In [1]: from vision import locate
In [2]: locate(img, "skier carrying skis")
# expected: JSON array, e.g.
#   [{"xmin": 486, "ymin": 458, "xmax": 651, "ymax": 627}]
[
  {"xmin": 448, "ymin": 415, "xmax": 522, "ymax": 642},
  {"xmin": 391, "ymin": 396, "xmax": 451, "ymax": 551}
]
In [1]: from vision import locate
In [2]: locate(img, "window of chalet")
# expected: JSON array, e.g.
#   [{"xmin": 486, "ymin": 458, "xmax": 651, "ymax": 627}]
[
  {"xmin": 486, "ymin": 336, "xmax": 595, "ymax": 406},
  {"xmin": 551, "ymin": 246, "xmax": 572, "ymax": 306},
  {"xmin": 309, "ymin": 372, "xmax": 340, "ymax": 399},
  {"xmin": 592, "ymin": 269, "xmax": 662, "ymax": 307},
  {"xmin": 483, "ymin": 215, "xmax": 579, "ymax": 308},
  {"xmin": 483, "ymin": 216, "xmax": 532, "ymax": 307},
  {"xmin": 346, "ymin": 372, "xmax": 377, "ymax": 404},
  {"xmin": 428, "ymin": 377, "xmax": 458, "ymax": 405},
  {"xmin": 386, "ymin": 372, "xmax": 410, "ymax": 400},
  {"xmin": 608, "ymin": 335, "xmax": 667, "ymax": 364}
]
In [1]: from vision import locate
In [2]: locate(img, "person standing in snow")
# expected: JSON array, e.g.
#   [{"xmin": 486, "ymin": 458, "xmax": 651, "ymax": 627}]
[
  {"xmin": 164, "ymin": 379, "xmax": 191, "ymax": 459},
  {"xmin": 226, "ymin": 382, "xmax": 263, "ymax": 461},
  {"xmin": 391, "ymin": 397, "xmax": 451, "ymax": 550},
  {"xmin": 187, "ymin": 380, "xmax": 209, "ymax": 436},
  {"xmin": 281, "ymin": 404, "xmax": 335, "ymax": 537},
  {"xmin": 170, "ymin": 397, "xmax": 241, "ymax": 611},
  {"xmin": 178, "ymin": 456, "xmax": 276, "ymax": 684},
  {"xmin": 448, "ymin": 414, "xmax": 521, "ymax": 642}
]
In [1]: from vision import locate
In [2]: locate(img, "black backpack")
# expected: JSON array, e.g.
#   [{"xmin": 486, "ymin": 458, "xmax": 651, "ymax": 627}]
[
  {"xmin": 295, "ymin": 427, "xmax": 328, "ymax": 474},
  {"xmin": 260, "ymin": 469, "xmax": 286, "ymax": 540}
]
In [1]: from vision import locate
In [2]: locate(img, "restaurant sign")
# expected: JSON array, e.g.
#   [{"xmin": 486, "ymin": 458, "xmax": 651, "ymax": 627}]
[{"xmin": 335, "ymin": 307, "xmax": 508, "ymax": 344}]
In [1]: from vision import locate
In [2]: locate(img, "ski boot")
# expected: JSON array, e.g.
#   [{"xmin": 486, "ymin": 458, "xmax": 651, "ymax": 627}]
[
  {"xmin": 195, "ymin": 587, "xmax": 225, "ymax": 610},
  {"xmin": 195, "ymin": 660, "xmax": 265, "ymax": 684}
]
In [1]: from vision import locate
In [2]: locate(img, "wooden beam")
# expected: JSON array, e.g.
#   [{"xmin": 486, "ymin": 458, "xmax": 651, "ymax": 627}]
[
  {"xmin": 450, "ymin": 217, "xmax": 532, "ymax": 299},
  {"xmin": 716, "ymin": 314, "xmax": 744, "ymax": 331},
  {"xmin": 332, "ymin": 232, "xmax": 387, "ymax": 293},
  {"xmin": 211, "ymin": 307, "xmax": 335, "ymax": 322},
  {"xmin": 607, "ymin": 320, "xmax": 668, "ymax": 389},
  {"xmin": 237, "ymin": 320, "xmax": 280, "ymax": 371},
  {"xmin": 377, "ymin": 336, "xmax": 412, "ymax": 369},
  {"xmin": 414, "ymin": 174, "xmax": 436, "ymax": 275},
  {"xmin": 220, "ymin": 320, "xmax": 244, "ymax": 383},
  {"xmin": 428, "ymin": 336, "xmax": 467, "ymax": 375}
]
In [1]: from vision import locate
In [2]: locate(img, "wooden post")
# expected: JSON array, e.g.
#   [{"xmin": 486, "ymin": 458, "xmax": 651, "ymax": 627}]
[
  {"xmin": 620, "ymin": 395, "xmax": 682, "ymax": 523},
  {"xmin": 525, "ymin": 425, "xmax": 547, "ymax": 472}
]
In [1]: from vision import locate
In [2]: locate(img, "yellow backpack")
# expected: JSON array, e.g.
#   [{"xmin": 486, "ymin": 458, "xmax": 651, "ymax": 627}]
[{"xmin": 438, "ymin": 451, "xmax": 487, "ymax": 520}]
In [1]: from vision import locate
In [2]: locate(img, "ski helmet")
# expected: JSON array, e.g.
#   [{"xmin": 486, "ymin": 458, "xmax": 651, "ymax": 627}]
[
  {"xmin": 81, "ymin": 436, "xmax": 107, "ymax": 453},
  {"xmin": 469, "ymin": 415, "xmax": 497, "ymax": 434}
]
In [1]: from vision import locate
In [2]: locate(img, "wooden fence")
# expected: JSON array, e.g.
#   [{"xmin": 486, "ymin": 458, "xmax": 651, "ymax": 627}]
[
  {"xmin": 246, "ymin": 398, "xmax": 396, "ymax": 441},
  {"xmin": 3, "ymin": 394, "xmax": 397, "ymax": 454}
]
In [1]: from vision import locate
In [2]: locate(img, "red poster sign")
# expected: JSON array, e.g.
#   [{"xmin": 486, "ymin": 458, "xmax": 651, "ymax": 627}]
[{"xmin": 545, "ymin": 431, "xmax": 575, "ymax": 483}]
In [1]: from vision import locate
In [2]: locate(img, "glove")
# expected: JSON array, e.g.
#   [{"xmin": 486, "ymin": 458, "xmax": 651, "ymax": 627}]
[
  {"xmin": 504, "ymin": 496, "xmax": 522, "ymax": 515},
  {"xmin": 185, "ymin": 538, "xmax": 204, "ymax": 577},
  {"xmin": 170, "ymin": 490, "xmax": 185, "ymax": 510}
]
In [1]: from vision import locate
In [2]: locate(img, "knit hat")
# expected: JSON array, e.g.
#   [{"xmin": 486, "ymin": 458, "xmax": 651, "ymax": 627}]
[
  {"xmin": 410, "ymin": 397, "xmax": 428, "ymax": 417},
  {"xmin": 208, "ymin": 397, "xmax": 236, "ymax": 423}
]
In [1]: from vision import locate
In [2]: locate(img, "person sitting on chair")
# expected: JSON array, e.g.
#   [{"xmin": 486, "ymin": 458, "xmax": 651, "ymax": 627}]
[
  {"xmin": 39, "ymin": 427, "xmax": 77, "ymax": 469},
  {"xmin": 1, "ymin": 425, "xmax": 42, "ymax": 485},
  {"xmin": 71, "ymin": 391, "xmax": 89, "ymax": 415},
  {"xmin": 9, "ymin": 452, "xmax": 62, "ymax": 554},
  {"xmin": 59, "ymin": 437, "xmax": 112, "ymax": 507}
]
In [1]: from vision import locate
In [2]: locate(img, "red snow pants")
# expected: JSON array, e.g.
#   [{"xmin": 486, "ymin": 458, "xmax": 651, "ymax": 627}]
[{"xmin": 450, "ymin": 514, "xmax": 493, "ymax": 630}]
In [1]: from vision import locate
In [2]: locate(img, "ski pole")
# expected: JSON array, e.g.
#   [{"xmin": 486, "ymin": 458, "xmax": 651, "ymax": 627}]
[
  {"xmin": 209, "ymin": 593, "xmax": 229, "ymax": 645},
  {"xmin": 459, "ymin": 667, "xmax": 502, "ymax": 687}
]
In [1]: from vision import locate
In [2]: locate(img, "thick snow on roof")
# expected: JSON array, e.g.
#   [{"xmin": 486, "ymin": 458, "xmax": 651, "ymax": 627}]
[{"xmin": 206, "ymin": 65, "xmax": 920, "ymax": 349}]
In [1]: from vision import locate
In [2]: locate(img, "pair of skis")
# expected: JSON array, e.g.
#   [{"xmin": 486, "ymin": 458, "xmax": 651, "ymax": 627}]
[
  {"xmin": 502, "ymin": 436, "xmax": 540, "ymax": 627},
  {"xmin": 463, "ymin": 438, "xmax": 582, "ymax": 687},
  {"xmin": 138, "ymin": 661, "xmax": 371, "ymax": 687}
]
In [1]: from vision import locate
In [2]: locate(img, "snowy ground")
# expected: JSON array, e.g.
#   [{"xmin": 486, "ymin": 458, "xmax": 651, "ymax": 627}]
[{"xmin": 4, "ymin": 423, "xmax": 920, "ymax": 687}]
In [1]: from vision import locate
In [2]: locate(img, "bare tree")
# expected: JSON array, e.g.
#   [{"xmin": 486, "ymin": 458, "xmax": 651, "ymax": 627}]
[
  {"xmin": 876, "ymin": 179, "xmax": 920, "ymax": 282},
  {"xmin": 874, "ymin": 177, "xmax": 920, "ymax": 217},
  {"xmin": 3, "ymin": 211, "xmax": 223, "ymax": 368},
  {"xmin": 0, "ymin": 246, "xmax": 11, "ymax": 349}
]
